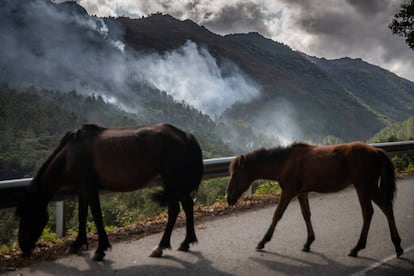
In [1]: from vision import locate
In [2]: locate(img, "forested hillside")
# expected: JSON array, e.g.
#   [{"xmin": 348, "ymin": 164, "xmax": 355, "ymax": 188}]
[
  {"xmin": 368, "ymin": 116, "xmax": 414, "ymax": 143},
  {"xmin": 0, "ymin": 85, "xmax": 232, "ymax": 180}
]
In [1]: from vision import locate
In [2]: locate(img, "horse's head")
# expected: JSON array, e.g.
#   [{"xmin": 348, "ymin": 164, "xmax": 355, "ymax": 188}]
[
  {"xmin": 16, "ymin": 191, "xmax": 49, "ymax": 257},
  {"xmin": 227, "ymin": 155, "xmax": 253, "ymax": 205}
]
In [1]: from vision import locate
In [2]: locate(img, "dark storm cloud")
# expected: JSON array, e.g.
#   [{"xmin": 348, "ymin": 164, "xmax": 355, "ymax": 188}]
[
  {"xmin": 346, "ymin": 0, "xmax": 388, "ymax": 15},
  {"xmin": 196, "ymin": 2, "xmax": 273, "ymax": 37},
  {"xmin": 277, "ymin": 0, "xmax": 413, "ymax": 80}
]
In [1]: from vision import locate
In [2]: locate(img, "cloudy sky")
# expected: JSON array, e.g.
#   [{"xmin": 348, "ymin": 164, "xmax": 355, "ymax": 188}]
[{"xmin": 75, "ymin": 0, "xmax": 414, "ymax": 82}]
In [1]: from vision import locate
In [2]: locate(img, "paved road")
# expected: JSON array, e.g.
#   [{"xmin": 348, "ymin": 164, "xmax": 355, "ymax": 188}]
[{"xmin": 4, "ymin": 176, "xmax": 414, "ymax": 275}]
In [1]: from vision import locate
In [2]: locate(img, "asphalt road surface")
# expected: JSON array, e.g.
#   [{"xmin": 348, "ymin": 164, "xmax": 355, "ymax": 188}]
[{"xmin": 4, "ymin": 176, "xmax": 414, "ymax": 275}]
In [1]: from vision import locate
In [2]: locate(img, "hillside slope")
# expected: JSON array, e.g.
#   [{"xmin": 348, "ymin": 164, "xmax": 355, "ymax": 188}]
[{"xmin": 304, "ymin": 55, "xmax": 414, "ymax": 123}]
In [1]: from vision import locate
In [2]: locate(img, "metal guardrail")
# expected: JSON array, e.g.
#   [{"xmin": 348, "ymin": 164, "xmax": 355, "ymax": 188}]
[
  {"xmin": 369, "ymin": 140, "xmax": 414, "ymax": 154},
  {"xmin": 1, "ymin": 140, "xmax": 413, "ymax": 236}
]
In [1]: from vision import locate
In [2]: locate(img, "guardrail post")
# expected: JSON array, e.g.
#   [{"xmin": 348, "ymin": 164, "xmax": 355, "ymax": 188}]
[
  {"xmin": 55, "ymin": 201, "xmax": 66, "ymax": 238},
  {"xmin": 246, "ymin": 186, "xmax": 252, "ymax": 197}
]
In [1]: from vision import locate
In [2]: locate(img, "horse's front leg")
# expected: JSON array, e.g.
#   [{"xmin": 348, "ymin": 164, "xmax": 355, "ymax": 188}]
[
  {"xmin": 150, "ymin": 201, "xmax": 180, "ymax": 257},
  {"xmin": 68, "ymin": 195, "xmax": 89, "ymax": 254},
  {"xmin": 178, "ymin": 195, "xmax": 197, "ymax": 251},
  {"xmin": 298, "ymin": 193, "xmax": 315, "ymax": 252},
  {"xmin": 87, "ymin": 186, "xmax": 111, "ymax": 261},
  {"xmin": 257, "ymin": 190, "xmax": 294, "ymax": 250}
]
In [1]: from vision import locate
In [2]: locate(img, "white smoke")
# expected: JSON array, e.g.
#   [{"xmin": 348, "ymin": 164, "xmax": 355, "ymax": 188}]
[
  {"xmin": 253, "ymin": 98, "xmax": 302, "ymax": 146},
  {"xmin": 136, "ymin": 41, "xmax": 259, "ymax": 117}
]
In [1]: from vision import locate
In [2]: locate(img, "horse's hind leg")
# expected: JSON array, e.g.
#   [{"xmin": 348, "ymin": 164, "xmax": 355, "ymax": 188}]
[
  {"xmin": 257, "ymin": 190, "xmax": 295, "ymax": 250},
  {"xmin": 349, "ymin": 187, "xmax": 373, "ymax": 257},
  {"xmin": 178, "ymin": 195, "xmax": 197, "ymax": 251},
  {"xmin": 298, "ymin": 193, "xmax": 315, "ymax": 252},
  {"xmin": 371, "ymin": 189, "xmax": 403, "ymax": 257},
  {"xmin": 150, "ymin": 201, "xmax": 180, "ymax": 257},
  {"xmin": 68, "ymin": 195, "xmax": 89, "ymax": 254}
]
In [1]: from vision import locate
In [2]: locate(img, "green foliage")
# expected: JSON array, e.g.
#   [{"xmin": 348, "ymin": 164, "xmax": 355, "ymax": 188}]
[
  {"xmin": 39, "ymin": 227, "xmax": 59, "ymax": 243},
  {"xmin": 392, "ymin": 154, "xmax": 414, "ymax": 171},
  {"xmin": 368, "ymin": 117, "xmax": 414, "ymax": 172},
  {"xmin": 0, "ymin": 86, "xmax": 138, "ymax": 179},
  {"xmin": 389, "ymin": 0, "xmax": 414, "ymax": 50},
  {"xmin": 368, "ymin": 116, "xmax": 414, "ymax": 143},
  {"xmin": 321, "ymin": 135, "xmax": 344, "ymax": 145},
  {"xmin": 196, "ymin": 177, "xmax": 229, "ymax": 206},
  {"xmin": 0, "ymin": 209, "xmax": 18, "ymax": 247},
  {"xmin": 253, "ymin": 180, "xmax": 281, "ymax": 195}
]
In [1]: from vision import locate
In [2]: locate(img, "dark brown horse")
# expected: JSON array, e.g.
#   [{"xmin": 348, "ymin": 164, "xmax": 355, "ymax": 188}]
[
  {"xmin": 16, "ymin": 123, "xmax": 203, "ymax": 261},
  {"xmin": 227, "ymin": 142, "xmax": 403, "ymax": 258}
]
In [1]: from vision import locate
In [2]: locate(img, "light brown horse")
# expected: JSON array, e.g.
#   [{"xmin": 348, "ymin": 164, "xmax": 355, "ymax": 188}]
[
  {"xmin": 16, "ymin": 123, "xmax": 203, "ymax": 261},
  {"xmin": 227, "ymin": 142, "xmax": 403, "ymax": 258}
]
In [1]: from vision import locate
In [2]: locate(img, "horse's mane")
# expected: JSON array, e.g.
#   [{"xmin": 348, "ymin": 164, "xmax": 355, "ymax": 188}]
[
  {"xmin": 232, "ymin": 142, "xmax": 311, "ymax": 171},
  {"xmin": 15, "ymin": 129, "xmax": 76, "ymax": 216}
]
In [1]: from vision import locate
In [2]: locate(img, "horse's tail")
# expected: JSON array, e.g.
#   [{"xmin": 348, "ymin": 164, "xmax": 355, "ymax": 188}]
[
  {"xmin": 152, "ymin": 132, "xmax": 203, "ymax": 206},
  {"xmin": 186, "ymin": 132, "xmax": 204, "ymax": 189},
  {"xmin": 378, "ymin": 149, "xmax": 396, "ymax": 204}
]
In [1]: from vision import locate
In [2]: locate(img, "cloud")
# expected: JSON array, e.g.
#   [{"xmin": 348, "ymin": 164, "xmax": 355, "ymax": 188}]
[
  {"xmin": 277, "ymin": 0, "xmax": 414, "ymax": 81},
  {"xmin": 76, "ymin": 0, "xmax": 414, "ymax": 82},
  {"xmin": 346, "ymin": 0, "xmax": 389, "ymax": 15}
]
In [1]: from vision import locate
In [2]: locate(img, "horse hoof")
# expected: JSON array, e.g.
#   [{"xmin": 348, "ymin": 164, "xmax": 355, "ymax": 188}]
[
  {"xmin": 178, "ymin": 243, "xmax": 190, "ymax": 252},
  {"xmin": 92, "ymin": 252, "xmax": 105, "ymax": 262},
  {"xmin": 150, "ymin": 247, "xmax": 163, "ymax": 258},
  {"xmin": 396, "ymin": 248, "xmax": 404, "ymax": 258},
  {"xmin": 256, "ymin": 242, "xmax": 264, "ymax": 251},
  {"xmin": 256, "ymin": 244, "xmax": 265, "ymax": 251},
  {"xmin": 348, "ymin": 251, "xmax": 358, "ymax": 257},
  {"xmin": 302, "ymin": 247, "xmax": 310, "ymax": 252}
]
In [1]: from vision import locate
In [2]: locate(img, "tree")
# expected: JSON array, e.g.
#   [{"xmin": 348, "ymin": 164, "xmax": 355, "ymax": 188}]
[{"xmin": 389, "ymin": 1, "xmax": 414, "ymax": 50}]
